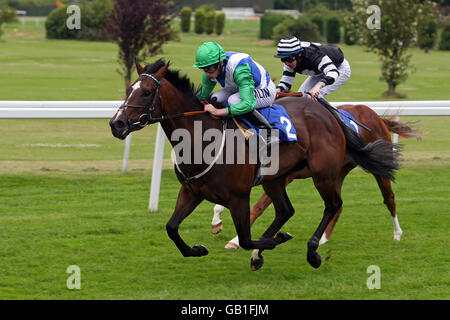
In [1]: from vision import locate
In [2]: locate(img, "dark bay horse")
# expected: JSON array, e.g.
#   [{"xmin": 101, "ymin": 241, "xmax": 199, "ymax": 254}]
[
  {"xmin": 109, "ymin": 59, "xmax": 399, "ymax": 269},
  {"xmin": 212, "ymin": 105, "xmax": 421, "ymax": 257}
]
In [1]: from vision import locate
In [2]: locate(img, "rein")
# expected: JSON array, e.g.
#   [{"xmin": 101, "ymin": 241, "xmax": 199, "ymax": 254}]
[
  {"xmin": 121, "ymin": 72, "xmax": 224, "ymax": 183},
  {"xmin": 119, "ymin": 74, "xmax": 218, "ymax": 128}
]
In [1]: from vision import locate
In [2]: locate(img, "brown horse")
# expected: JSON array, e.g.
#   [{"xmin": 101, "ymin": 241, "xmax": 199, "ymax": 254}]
[
  {"xmin": 109, "ymin": 59, "xmax": 399, "ymax": 270},
  {"xmin": 212, "ymin": 105, "xmax": 421, "ymax": 259}
]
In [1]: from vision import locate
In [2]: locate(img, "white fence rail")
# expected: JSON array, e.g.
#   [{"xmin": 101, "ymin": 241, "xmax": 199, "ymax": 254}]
[
  {"xmin": 2, "ymin": 100, "xmax": 450, "ymax": 117},
  {"xmin": 1, "ymin": 100, "xmax": 450, "ymax": 211}
]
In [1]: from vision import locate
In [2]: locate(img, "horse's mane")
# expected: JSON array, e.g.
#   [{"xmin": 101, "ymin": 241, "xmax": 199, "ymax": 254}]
[{"xmin": 144, "ymin": 59, "xmax": 202, "ymax": 108}]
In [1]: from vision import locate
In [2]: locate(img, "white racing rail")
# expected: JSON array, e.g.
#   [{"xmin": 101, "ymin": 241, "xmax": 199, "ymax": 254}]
[{"xmin": 1, "ymin": 100, "xmax": 450, "ymax": 211}]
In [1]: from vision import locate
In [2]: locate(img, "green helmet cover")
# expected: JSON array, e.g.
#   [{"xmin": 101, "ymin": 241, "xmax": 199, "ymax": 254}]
[{"xmin": 193, "ymin": 42, "xmax": 226, "ymax": 68}]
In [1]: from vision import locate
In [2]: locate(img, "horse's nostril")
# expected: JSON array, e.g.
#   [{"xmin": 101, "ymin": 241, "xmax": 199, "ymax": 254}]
[{"xmin": 114, "ymin": 119, "xmax": 126, "ymax": 129}]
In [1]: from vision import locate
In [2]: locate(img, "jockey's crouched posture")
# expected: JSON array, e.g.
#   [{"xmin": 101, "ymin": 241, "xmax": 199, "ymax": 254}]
[
  {"xmin": 194, "ymin": 42, "xmax": 277, "ymax": 147},
  {"xmin": 275, "ymin": 36, "xmax": 351, "ymax": 100}
]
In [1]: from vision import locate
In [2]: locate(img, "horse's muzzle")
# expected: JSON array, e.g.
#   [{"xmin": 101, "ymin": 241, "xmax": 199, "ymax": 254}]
[{"xmin": 109, "ymin": 118, "xmax": 129, "ymax": 140}]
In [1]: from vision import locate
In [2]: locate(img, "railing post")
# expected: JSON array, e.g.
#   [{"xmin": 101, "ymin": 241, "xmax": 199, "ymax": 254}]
[
  {"xmin": 122, "ymin": 133, "xmax": 132, "ymax": 173},
  {"xmin": 393, "ymin": 115, "xmax": 400, "ymax": 151},
  {"xmin": 149, "ymin": 124, "xmax": 165, "ymax": 212}
]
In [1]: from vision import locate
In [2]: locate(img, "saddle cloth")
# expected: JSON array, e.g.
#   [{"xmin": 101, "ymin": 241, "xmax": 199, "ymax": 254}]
[
  {"xmin": 236, "ymin": 104, "xmax": 298, "ymax": 142},
  {"xmin": 337, "ymin": 109, "xmax": 360, "ymax": 135}
]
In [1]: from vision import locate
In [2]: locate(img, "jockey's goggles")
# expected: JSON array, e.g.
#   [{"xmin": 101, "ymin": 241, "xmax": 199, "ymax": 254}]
[
  {"xmin": 202, "ymin": 63, "xmax": 220, "ymax": 73},
  {"xmin": 281, "ymin": 56, "xmax": 296, "ymax": 63}
]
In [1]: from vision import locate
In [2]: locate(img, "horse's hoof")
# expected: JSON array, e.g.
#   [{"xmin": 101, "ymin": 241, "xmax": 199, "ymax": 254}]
[
  {"xmin": 251, "ymin": 252, "xmax": 264, "ymax": 271},
  {"xmin": 393, "ymin": 230, "xmax": 402, "ymax": 241},
  {"xmin": 192, "ymin": 245, "xmax": 208, "ymax": 257},
  {"xmin": 224, "ymin": 241, "xmax": 239, "ymax": 251},
  {"xmin": 307, "ymin": 252, "xmax": 322, "ymax": 269},
  {"xmin": 211, "ymin": 222, "xmax": 223, "ymax": 235}
]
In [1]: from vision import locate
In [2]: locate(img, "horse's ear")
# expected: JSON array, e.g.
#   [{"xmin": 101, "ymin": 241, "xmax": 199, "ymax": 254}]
[
  {"xmin": 135, "ymin": 60, "xmax": 145, "ymax": 75},
  {"xmin": 155, "ymin": 62, "xmax": 170, "ymax": 79}
]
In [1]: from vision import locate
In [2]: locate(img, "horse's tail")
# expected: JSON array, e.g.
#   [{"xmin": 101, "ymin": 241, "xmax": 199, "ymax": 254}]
[
  {"xmin": 382, "ymin": 118, "xmax": 422, "ymax": 140},
  {"xmin": 337, "ymin": 116, "xmax": 400, "ymax": 181}
]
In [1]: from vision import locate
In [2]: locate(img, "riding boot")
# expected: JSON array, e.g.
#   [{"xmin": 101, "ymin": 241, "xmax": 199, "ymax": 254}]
[{"xmin": 243, "ymin": 109, "xmax": 279, "ymax": 159}]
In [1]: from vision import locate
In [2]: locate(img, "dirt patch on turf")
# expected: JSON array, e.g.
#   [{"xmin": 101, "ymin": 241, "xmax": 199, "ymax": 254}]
[
  {"xmin": 253, "ymin": 39, "xmax": 275, "ymax": 46},
  {"xmin": 7, "ymin": 33, "xmax": 43, "ymax": 38},
  {"xmin": 0, "ymin": 159, "xmax": 175, "ymax": 174}
]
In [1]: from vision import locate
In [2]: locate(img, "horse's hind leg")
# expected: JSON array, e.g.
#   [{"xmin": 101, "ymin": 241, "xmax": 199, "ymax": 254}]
[
  {"xmin": 250, "ymin": 179, "xmax": 295, "ymax": 271},
  {"xmin": 211, "ymin": 204, "xmax": 224, "ymax": 234},
  {"xmin": 375, "ymin": 175, "xmax": 402, "ymax": 241},
  {"xmin": 307, "ymin": 175, "xmax": 343, "ymax": 269},
  {"xmin": 320, "ymin": 163, "xmax": 354, "ymax": 245}
]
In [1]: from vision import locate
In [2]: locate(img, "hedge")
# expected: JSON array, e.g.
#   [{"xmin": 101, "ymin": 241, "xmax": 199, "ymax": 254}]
[
  {"xmin": 326, "ymin": 16, "xmax": 341, "ymax": 44},
  {"xmin": 439, "ymin": 23, "xmax": 450, "ymax": 51},
  {"xmin": 418, "ymin": 18, "xmax": 438, "ymax": 51},
  {"xmin": 194, "ymin": 8, "xmax": 206, "ymax": 34},
  {"xmin": 180, "ymin": 6, "xmax": 191, "ymax": 33},
  {"xmin": 215, "ymin": 12, "xmax": 225, "ymax": 35},
  {"xmin": 205, "ymin": 11, "xmax": 215, "ymax": 35}
]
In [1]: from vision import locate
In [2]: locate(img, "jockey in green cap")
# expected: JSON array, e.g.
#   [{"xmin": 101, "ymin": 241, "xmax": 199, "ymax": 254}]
[{"xmin": 194, "ymin": 42, "xmax": 277, "ymax": 146}]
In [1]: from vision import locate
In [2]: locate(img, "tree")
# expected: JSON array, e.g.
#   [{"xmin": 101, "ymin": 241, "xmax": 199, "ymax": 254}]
[
  {"xmin": 0, "ymin": 5, "xmax": 18, "ymax": 39},
  {"xmin": 346, "ymin": 0, "xmax": 436, "ymax": 97},
  {"xmin": 106, "ymin": 0, "xmax": 175, "ymax": 89}
]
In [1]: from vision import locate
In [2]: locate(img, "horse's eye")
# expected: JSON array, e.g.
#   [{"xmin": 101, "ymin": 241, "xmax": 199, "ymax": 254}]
[{"xmin": 143, "ymin": 90, "xmax": 151, "ymax": 97}]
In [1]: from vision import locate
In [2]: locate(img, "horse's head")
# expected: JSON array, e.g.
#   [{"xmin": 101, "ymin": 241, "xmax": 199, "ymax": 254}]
[{"xmin": 110, "ymin": 61, "xmax": 169, "ymax": 140}]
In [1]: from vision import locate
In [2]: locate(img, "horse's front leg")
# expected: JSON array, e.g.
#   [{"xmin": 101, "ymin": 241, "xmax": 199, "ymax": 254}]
[
  {"xmin": 166, "ymin": 185, "xmax": 207, "ymax": 257},
  {"xmin": 228, "ymin": 195, "xmax": 282, "ymax": 252}
]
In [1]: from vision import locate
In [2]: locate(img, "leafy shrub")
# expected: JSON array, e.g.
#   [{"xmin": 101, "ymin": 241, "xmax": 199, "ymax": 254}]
[
  {"xmin": 273, "ymin": 15, "xmax": 319, "ymax": 44},
  {"xmin": 0, "ymin": 5, "xmax": 18, "ymax": 38},
  {"xmin": 205, "ymin": 10, "xmax": 215, "ymax": 35},
  {"xmin": 418, "ymin": 18, "xmax": 437, "ymax": 52},
  {"xmin": 194, "ymin": 8, "xmax": 206, "ymax": 34},
  {"xmin": 311, "ymin": 14, "xmax": 324, "ymax": 39},
  {"xmin": 180, "ymin": 6, "xmax": 191, "ymax": 33},
  {"xmin": 343, "ymin": 14, "xmax": 360, "ymax": 45},
  {"xmin": 45, "ymin": 0, "xmax": 113, "ymax": 41},
  {"xmin": 439, "ymin": 23, "xmax": 450, "ymax": 51},
  {"xmin": 215, "ymin": 12, "xmax": 225, "ymax": 35},
  {"xmin": 326, "ymin": 15, "xmax": 341, "ymax": 44},
  {"xmin": 260, "ymin": 12, "xmax": 289, "ymax": 39},
  {"xmin": 45, "ymin": 6, "xmax": 77, "ymax": 39}
]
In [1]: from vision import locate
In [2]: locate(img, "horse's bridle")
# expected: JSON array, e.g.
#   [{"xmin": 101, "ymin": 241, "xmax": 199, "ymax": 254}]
[
  {"xmin": 118, "ymin": 73, "xmax": 214, "ymax": 128},
  {"xmin": 117, "ymin": 72, "xmax": 226, "ymax": 183},
  {"xmin": 118, "ymin": 73, "xmax": 162, "ymax": 128}
]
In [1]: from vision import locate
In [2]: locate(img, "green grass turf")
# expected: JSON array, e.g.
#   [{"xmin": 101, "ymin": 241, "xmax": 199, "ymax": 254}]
[
  {"xmin": 0, "ymin": 115, "xmax": 447, "ymax": 299},
  {"xmin": 0, "ymin": 166, "xmax": 448, "ymax": 299},
  {"xmin": 0, "ymin": 19, "xmax": 448, "ymax": 300},
  {"xmin": 0, "ymin": 19, "xmax": 449, "ymax": 101}
]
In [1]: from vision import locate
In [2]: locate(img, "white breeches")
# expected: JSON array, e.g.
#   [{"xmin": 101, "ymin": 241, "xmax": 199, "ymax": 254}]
[
  {"xmin": 299, "ymin": 59, "xmax": 351, "ymax": 98},
  {"xmin": 212, "ymin": 81, "xmax": 277, "ymax": 110}
]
